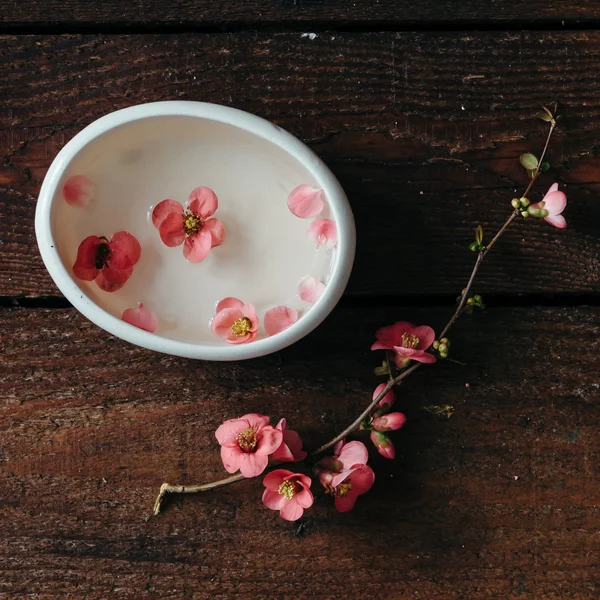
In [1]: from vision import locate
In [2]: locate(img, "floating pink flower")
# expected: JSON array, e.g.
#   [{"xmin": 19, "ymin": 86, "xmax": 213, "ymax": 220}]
[
  {"xmin": 287, "ymin": 184, "xmax": 324, "ymax": 218},
  {"xmin": 272, "ymin": 418, "xmax": 308, "ymax": 463},
  {"xmin": 370, "ymin": 431, "xmax": 396, "ymax": 459},
  {"xmin": 152, "ymin": 186, "xmax": 225, "ymax": 263},
  {"xmin": 211, "ymin": 297, "xmax": 259, "ymax": 344},
  {"xmin": 371, "ymin": 321, "xmax": 436, "ymax": 365},
  {"xmin": 122, "ymin": 303, "xmax": 159, "ymax": 333},
  {"xmin": 262, "ymin": 469, "xmax": 314, "ymax": 521},
  {"xmin": 298, "ymin": 276, "xmax": 326, "ymax": 304},
  {"xmin": 63, "ymin": 175, "xmax": 95, "ymax": 207},
  {"xmin": 72, "ymin": 231, "xmax": 141, "ymax": 293},
  {"xmin": 308, "ymin": 218, "xmax": 337, "ymax": 249},
  {"xmin": 215, "ymin": 413, "xmax": 283, "ymax": 478},
  {"xmin": 264, "ymin": 306, "xmax": 299, "ymax": 336},
  {"xmin": 528, "ymin": 182, "xmax": 567, "ymax": 229}
]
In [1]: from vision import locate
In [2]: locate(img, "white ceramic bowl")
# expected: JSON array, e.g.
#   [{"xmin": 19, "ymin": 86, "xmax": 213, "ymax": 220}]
[{"xmin": 35, "ymin": 101, "xmax": 355, "ymax": 360}]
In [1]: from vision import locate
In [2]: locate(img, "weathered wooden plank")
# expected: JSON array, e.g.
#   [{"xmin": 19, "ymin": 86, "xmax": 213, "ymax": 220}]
[
  {"xmin": 1, "ymin": 305, "xmax": 599, "ymax": 598},
  {"xmin": 1, "ymin": 32, "xmax": 599, "ymax": 297},
  {"xmin": 0, "ymin": 0, "xmax": 600, "ymax": 27}
]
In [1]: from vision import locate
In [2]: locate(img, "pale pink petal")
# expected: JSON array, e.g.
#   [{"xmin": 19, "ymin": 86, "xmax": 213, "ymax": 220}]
[
  {"xmin": 331, "ymin": 468, "xmax": 356, "ymax": 489},
  {"xmin": 216, "ymin": 297, "xmax": 244, "ymax": 313},
  {"xmin": 109, "ymin": 231, "xmax": 142, "ymax": 267},
  {"xmin": 188, "ymin": 186, "xmax": 218, "ymax": 219},
  {"xmin": 542, "ymin": 191, "xmax": 567, "ymax": 216},
  {"xmin": 373, "ymin": 383, "xmax": 395, "ymax": 409},
  {"xmin": 121, "ymin": 303, "xmax": 159, "ymax": 333},
  {"xmin": 203, "ymin": 218, "xmax": 226, "ymax": 247},
  {"xmin": 279, "ymin": 500, "xmax": 304, "ymax": 521},
  {"xmin": 295, "ymin": 473, "xmax": 312, "ymax": 489},
  {"xmin": 256, "ymin": 426, "xmax": 284, "ymax": 455},
  {"xmin": 548, "ymin": 182, "xmax": 559, "ymax": 193},
  {"xmin": 215, "ymin": 418, "xmax": 251, "ymax": 446},
  {"xmin": 95, "ymin": 264, "xmax": 133, "ymax": 292},
  {"xmin": 338, "ymin": 440, "xmax": 369, "ymax": 469},
  {"xmin": 158, "ymin": 212, "xmax": 186, "ymax": 247},
  {"xmin": 298, "ymin": 276, "xmax": 326, "ymax": 304},
  {"xmin": 63, "ymin": 175, "xmax": 95, "ymax": 208},
  {"xmin": 183, "ymin": 228, "xmax": 212, "ymax": 263},
  {"xmin": 283, "ymin": 430, "xmax": 307, "ymax": 462},
  {"xmin": 295, "ymin": 488, "xmax": 314, "ymax": 509},
  {"xmin": 211, "ymin": 308, "xmax": 243, "ymax": 338},
  {"xmin": 272, "ymin": 443, "xmax": 295, "ymax": 463},
  {"xmin": 545, "ymin": 214, "xmax": 567, "ymax": 229},
  {"xmin": 226, "ymin": 330, "xmax": 255, "ymax": 345},
  {"xmin": 263, "ymin": 469, "xmax": 291, "ymax": 491},
  {"xmin": 242, "ymin": 413, "xmax": 271, "ymax": 431},
  {"xmin": 264, "ymin": 306, "xmax": 299, "ymax": 336},
  {"xmin": 411, "ymin": 325, "xmax": 436, "ymax": 350},
  {"xmin": 276, "ymin": 418, "xmax": 287, "ymax": 431},
  {"xmin": 72, "ymin": 236, "xmax": 101, "ymax": 280},
  {"xmin": 287, "ymin": 184, "xmax": 324, "ymax": 218},
  {"xmin": 333, "ymin": 440, "xmax": 345, "ymax": 455},
  {"xmin": 220, "ymin": 446, "xmax": 244, "ymax": 473},
  {"xmin": 152, "ymin": 199, "xmax": 182, "ymax": 229},
  {"xmin": 307, "ymin": 218, "xmax": 337, "ymax": 249},
  {"xmin": 394, "ymin": 346, "xmax": 437, "ymax": 364},
  {"xmin": 239, "ymin": 452, "xmax": 269, "ymax": 477},
  {"xmin": 262, "ymin": 488, "xmax": 286, "ymax": 510},
  {"xmin": 241, "ymin": 304, "xmax": 259, "ymax": 332}
]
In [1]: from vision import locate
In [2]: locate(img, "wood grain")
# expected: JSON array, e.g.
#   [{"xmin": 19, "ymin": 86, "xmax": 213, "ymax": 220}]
[
  {"xmin": 1, "ymin": 32, "xmax": 600, "ymax": 299},
  {"xmin": 0, "ymin": 0, "xmax": 600, "ymax": 28},
  {"xmin": 1, "ymin": 304, "xmax": 599, "ymax": 598}
]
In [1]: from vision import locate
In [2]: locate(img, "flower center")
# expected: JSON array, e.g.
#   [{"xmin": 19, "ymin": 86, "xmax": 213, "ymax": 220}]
[
  {"xmin": 230, "ymin": 317, "xmax": 252, "ymax": 337},
  {"xmin": 183, "ymin": 210, "xmax": 203, "ymax": 236},
  {"xmin": 325, "ymin": 481, "xmax": 352, "ymax": 497},
  {"xmin": 237, "ymin": 427, "xmax": 257, "ymax": 452},
  {"xmin": 278, "ymin": 480, "xmax": 297, "ymax": 500},
  {"xmin": 401, "ymin": 332, "xmax": 420, "ymax": 349},
  {"xmin": 95, "ymin": 236, "xmax": 111, "ymax": 269}
]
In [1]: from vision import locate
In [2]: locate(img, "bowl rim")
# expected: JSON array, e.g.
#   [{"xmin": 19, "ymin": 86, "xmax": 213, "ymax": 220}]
[{"xmin": 35, "ymin": 101, "xmax": 356, "ymax": 361}]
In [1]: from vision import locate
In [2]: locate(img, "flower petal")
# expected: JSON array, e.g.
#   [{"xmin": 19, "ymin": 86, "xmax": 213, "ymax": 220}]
[
  {"xmin": 110, "ymin": 231, "xmax": 141, "ymax": 266},
  {"xmin": 394, "ymin": 346, "xmax": 437, "ymax": 364},
  {"xmin": 370, "ymin": 431, "xmax": 395, "ymax": 459},
  {"xmin": 307, "ymin": 218, "xmax": 337, "ymax": 249},
  {"xmin": 287, "ymin": 184, "xmax": 324, "ymax": 218},
  {"xmin": 242, "ymin": 413, "xmax": 271, "ymax": 431},
  {"xmin": 298, "ymin": 276, "xmax": 326, "ymax": 304},
  {"xmin": 283, "ymin": 430, "xmax": 307, "ymax": 462},
  {"xmin": 158, "ymin": 212, "xmax": 186, "ymax": 247},
  {"xmin": 256, "ymin": 426, "xmax": 284, "ymax": 455},
  {"xmin": 371, "ymin": 321, "xmax": 414, "ymax": 350},
  {"xmin": 545, "ymin": 214, "xmax": 567, "ymax": 229},
  {"xmin": 241, "ymin": 304, "xmax": 259, "ymax": 332},
  {"xmin": 548, "ymin": 182, "xmax": 559, "ymax": 193},
  {"xmin": 203, "ymin": 218, "xmax": 226, "ymax": 248},
  {"xmin": 63, "ymin": 175, "xmax": 94, "ymax": 208},
  {"xmin": 121, "ymin": 303, "xmax": 159, "ymax": 333},
  {"xmin": 152, "ymin": 199, "xmax": 182, "ymax": 229},
  {"xmin": 262, "ymin": 488, "xmax": 286, "ymax": 510},
  {"xmin": 412, "ymin": 325, "xmax": 436, "ymax": 350},
  {"xmin": 221, "ymin": 446, "xmax": 243, "ymax": 474},
  {"xmin": 188, "ymin": 186, "xmax": 218, "ymax": 219},
  {"xmin": 373, "ymin": 383, "xmax": 395, "ymax": 409},
  {"xmin": 263, "ymin": 469, "xmax": 292, "ymax": 491},
  {"xmin": 72, "ymin": 236, "xmax": 101, "ymax": 280},
  {"xmin": 338, "ymin": 440, "xmax": 369, "ymax": 469},
  {"xmin": 372, "ymin": 412, "xmax": 407, "ymax": 432},
  {"xmin": 543, "ymin": 191, "xmax": 567, "ymax": 216},
  {"xmin": 335, "ymin": 490, "xmax": 359, "ymax": 512},
  {"xmin": 279, "ymin": 500, "xmax": 304, "ymax": 521},
  {"xmin": 95, "ymin": 265, "xmax": 133, "ymax": 292},
  {"xmin": 216, "ymin": 297, "xmax": 244, "ymax": 313},
  {"xmin": 348, "ymin": 465, "xmax": 375, "ymax": 495},
  {"xmin": 211, "ymin": 308, "xmax": 243, "ymax": 338},
  {"xmin": 183, "ymin": 228, "xmax": 212, "ymax": 263},
  {"xmin": 239, "ymin": 452, "xmax": 269, "ymax": 477},
  {"xmin": 264, "ymin": 306, "xmax": 299, "ymax": 336},
  {"xmin": 295, "ymin": 489, "xmax": 314, "ymax": 509},
  {"xmin": 215, "ymin": 418, "xmax": 251, "ymax": 446}
]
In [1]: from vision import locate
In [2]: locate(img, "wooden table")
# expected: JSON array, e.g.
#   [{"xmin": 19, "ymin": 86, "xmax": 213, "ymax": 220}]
[{"xmin": 1, "ymin": 2, "xmax": 599, "ymax": 598}]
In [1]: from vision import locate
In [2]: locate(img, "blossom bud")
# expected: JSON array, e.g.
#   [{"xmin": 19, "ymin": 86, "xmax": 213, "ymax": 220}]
[
  {"xmin": 372, "ymin": 412, "xmax": 407, "ymax": 432},
  {"xmin": 370, "ymin": 431, "xmax": 395, "ymax": 459},
  {"xmin": 439, "ymin": 350, "xmax": 448, "ymax": 358},
  {"xmin": 467, "ymin": 298, "xmax": 473, "ymax": 305},
  {"xmin": 473, "ymin": 295, "xmax": 482, "ymax": 303},
  {"xmin": 440, "ymin": 337, "xmax": 450, "ymax": 347},
  {"xmin": 519, "ymin": 197, "xmax": 530, "ymax": 208},
  {"xmin": 469, "ymin": 241, "xmax": 480, "ymax": 252},
  {"xmin": 511, "ymin": 198, "xmax": 520, "ymax": 209},
  {"xmin": 432, "ymin": 340, "xmax": 440, "ymax": 350},
  {"xmin": 438, "ymin": 343, "xmax": 448, "ymax": 354},
  {"xmin": 521, "ymin": 210, "xmax": 530, "ymax": 218}
]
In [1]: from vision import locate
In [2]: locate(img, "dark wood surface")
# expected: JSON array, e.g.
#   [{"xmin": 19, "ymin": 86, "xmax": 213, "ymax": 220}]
[{"xmin": 1, "ymin": 3, "xmax": 600, "ymax": 599}]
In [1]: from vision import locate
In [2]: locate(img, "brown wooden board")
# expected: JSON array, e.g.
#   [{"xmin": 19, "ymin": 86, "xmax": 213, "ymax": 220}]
[
  {"xmin": 0, "ymin": 0, "xmax": 600, "ymax": 28},
  {"xmin": 1, "ymin": 304, "xmax": 599, "ymax": 598},
  {"xmin": 1, "ymin": 32, "xmax": 600, "ymax": 299}
]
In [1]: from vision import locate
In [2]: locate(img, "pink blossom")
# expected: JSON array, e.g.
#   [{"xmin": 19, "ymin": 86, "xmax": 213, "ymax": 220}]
[
  {"xmin": 262, "ymin": 469, "xmax": 314, "ymax": 521},
  {"xmin": 287, "ymin": 184, "xmax": 324, "ymax": 218},
  {"xmin": 308, "ymin": 218, "xmax": 337, "ymax": 249},
  {"xmin": 272, "ymin": 418, "xmax": 307, "ymax": 463},
  {"xmin": 528, "ymin": 183, "xmax": 567, "ymax": 229},
  {"xmin": 72, "ymin": 231, "xmax": 141, "ymax": 293},
  {"xmin": 264, "ymin": 306, "xmax": 299, "ymax": 336},
  {"xmin": 152, "ymin": 186, "xmax": 225, "ymax": 263},
  {"xmin": 372, "ymin": 412, "xmax": 406, "ymax": 432},
  {"xmin": 314, "ymin": 440, "xmax": 369, "ymax": 487},
  {"xmin": 122, "ymin": 303, "xmax": 159, "ymax": 333},
  {"xmin": 63, "ymin": 175, "xmax": 95, "ymax": 207},
  {"xmin": 373, "ymin": 383, "xmax": 395, "ymax": 409},
  {"xmin": 211, "ymin": 297, "xmax": 259, "ymax": 344},
  {"xmin": 370, "ymin": 431, "xmax": 395, "ymax": 459},
  {"xmin": 371, "ymin": 321, "xmax": 436, "ymax": 365},
  {"xmin": 215, "ymin": 413, "xmax": 283, "ymax": 478},
  {"xmin": 328, "ymin": 465, "xmax": 375, "ymax": 512},
  {"xmin": 298, "ymin": 276, "xmax": 326, "ymax": 304}
]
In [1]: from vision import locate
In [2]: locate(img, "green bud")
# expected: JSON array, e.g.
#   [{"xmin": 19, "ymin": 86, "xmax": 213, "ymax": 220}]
[
  {"xmin": 473, "ymin": 295, "xmax": 482, "ymax": 303},
  {"xmin": 521, "ymin": 210, "xmax": 530, "ymax": 219},
  {"xmin": 432, "ymin": 340, "xmax": 440, "ymax": 350},
  {"xmin": 439, "ymin": 350, "xmax": 448, "ymax": 359},
  {"xmin": 467, "ymin": 298, "xmax": 473, "ymax": 305},
  {"xmin": 468, "ymin": 241, "xmax": 480, "ymax": 252},
  {"xmin": 511, "ymin": 198, "xmax": 520, "ymax": 209},
  {"xmin": 440, "ymin": 337, "xmax": 450, "ymax": 346},
  {"xmin": 519, "ymin": 197, "xmax": 530, "ymax": 208},
  {"xmin": 438, "ymin": 343, "xmax": 448, "ymax": 354}
]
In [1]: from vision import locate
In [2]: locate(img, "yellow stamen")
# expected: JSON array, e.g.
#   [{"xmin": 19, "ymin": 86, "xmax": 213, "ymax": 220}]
[
  {"xmin": 401, "ymin": 332, "xmax": 420, "ymax": 349},
  {"xmin": 230, "ymin": 317, "xmax": 252, "ymax": 337},
  {"xmin": 237, "ymin": 427, "xmax": 257, "ymax": 452},
  {"xmin": 278, "ymin": 480, "xmax": 297, "ymax": 500},
  {"xmin": 325, "ymin": 481, "xmax": 352, "ymax": 497},
  {"xmin": 183, "ymin": 210, "xmax": 203, "ymax": 235}
]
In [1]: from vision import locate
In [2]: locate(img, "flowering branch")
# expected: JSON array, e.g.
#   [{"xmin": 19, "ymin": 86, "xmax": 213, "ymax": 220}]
[{"xmin": 153, "ymin": 106, "xmax": 566, "ymax": 518}]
